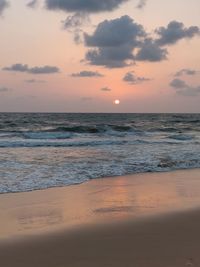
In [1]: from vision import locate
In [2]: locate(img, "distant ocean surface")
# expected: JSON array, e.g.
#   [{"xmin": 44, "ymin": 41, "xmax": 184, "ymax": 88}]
[{"xmin": 0, "ymin": 113, "xmax": 200, "ymax": 193}]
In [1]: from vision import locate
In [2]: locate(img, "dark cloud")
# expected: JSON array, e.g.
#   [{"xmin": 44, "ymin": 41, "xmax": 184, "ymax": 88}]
[
  {"xmin": 62, "ymin": 13, "xmax": 90, "ymax": 44},
  {"xmin": 84, "ymin": 15, "xmax": 145, "ymax": 47},
  {"xmin": 170, "ymin": 78, "xmax": 200, "ymax": 96},
  {"xmin": 156, "ymin": 21, "xmax": 200, "ymax": 46},
  {"xmin": 83, "ymin": 16, "xmax": 200, "ymax": 68},
  {"xmin": 175, "ymin": 68, "xmax": 198, "ymax": 77},
  {"xmin": 85, "ymin": 45, "xmax": 135, "ymax": 68},
  {"xmin": 84, "ymin": 15, "xmax": 146, "ymax": 68},
  {"xmin": 25, "ymin": 79, "xmax": 46, "ymax": 83},
  {"xmin": 3, "ymin": 63, "xmax": 60, "ymax": 74},
  {"xmin": 123, "ymin": 71, "xmax": 150, "ymax": 84},
  {"xmin": 101, "ymin": 87, "xmax": 111, "ymax": 91},
  {"xmin": 62, "ymin": 12, "xmax": 89, "ymax": 29},
  {"xmin": 170, "ymin": 78, "xmax": 186, "ymax": 89},
  {"xmin": 48, "ymin": 0, "xmax": 133, "ymax": 43},
  {"xmin": 45, "ymin": 0, "xmax": 129, "ymax": 13},
  {"xmin": 0, "ymin": 0, "xmax": 9, "ymax": 15},
  {"xmin": 135, "ymin": 38, "xmax": 168, "ymax": 62},
  {"xmin": 28, "ymin": 66, "xmax": 60, "ymax": 74},
  {"xmin": 3, "ymin": 63, "xmax": 28, "ymax": 72},
  {"xmin": 27, "ymin": 0, "xmax": 38, "ymax": 8},
  {"xmin": 71, "ymin": 70, "xmax": 103, "ymax": 77},
  {"xmin": 136, "ymin": 0, "xmax": 147, "ymax": 9}
]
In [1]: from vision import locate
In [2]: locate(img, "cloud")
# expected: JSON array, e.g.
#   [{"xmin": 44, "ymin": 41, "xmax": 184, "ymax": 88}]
[
  {"xmin": 136, "ymin": 0, "xmax": 147, "ymax": 9},
  {"xmin": 84, "ymin": 15, "xmax": 146, "ymax": 68},
  {"xmin": 0, "ymin": 86, "xmax": 12, "ymax": 92},
  {"xmin": 170, "ymin": 79, "xmax": 187, "ymax": 89},
  {"xmin": 46, "ymin": 0, "xmax": 132, "ymax": 43},
  {"xmin": 71, "ymin": 70, "xmax": 104, "ymax": 77},
  {"xmin": 175, "ymin": 68, "xmax": 198, "ymax": 77},
  {"xmin": 62, "ymin": 13, "xmax": 88, "ymax": 43},
  {"xmin": 0, "ymin": 0, "xmax": 9, "ymax": 15},
  {"xmin": 170, "ymin": 78, "xmax": 200, "ymax": 96},
  {"xmin": 101, "ymin": 87, "xmax": 111, "ymax": 91},
  {"xmin": 135, "ymin": 38, "xmax": 168, "ymax": 61},
  {"xmin": 3, "ymin": 63, "xmax": 60, "ymax": 74},
  {"xmin": 123, "ymin": 71, "xmax": 150, "ymax": 84},
  {"xmin": 3, "ymin": 63, "xmax": 28, "ymax": 72},
  {"xmin": 84, "ymin": 15, "xmax": 145, "ymax": 47},
  {"xmin": 28, "ymin": 66, "xmax": 60, "ymax": 74},
  {"xmin": 27, "ymin": 0, "xmax": 38, "ymax": 8},
  {"xmin": 156, "ymin": 21, "xmax": 200, "ymax": 46},
  {"xmin": 25, "ymin": 79, "xmax": 46, "ymax": 83},
  {"xmin": 45, "ymin": 0, "xmax": 129, "ymax": 13},
  {"xmin": 62, "ymin": 12, "xmax": 90, "ymax": 44},
  {"xmin": 73, "ymin": 30, "xmax": 84, "ymax": 44},
  {"xmin": 62, "ymin": 12, "xmax": 89, "ymax": 29},
  {"xmin": 83, "ymin": 16, "xmax": 200, "ymax": 68},
  {"xmin": 85, "ymin": 45, "xmax": 136, "ymax": 68}
]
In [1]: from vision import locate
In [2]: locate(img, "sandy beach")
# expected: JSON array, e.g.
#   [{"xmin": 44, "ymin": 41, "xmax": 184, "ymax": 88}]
[{"xmin": 1, "ymin": 169, "xmax": 200, "ymax": 267}]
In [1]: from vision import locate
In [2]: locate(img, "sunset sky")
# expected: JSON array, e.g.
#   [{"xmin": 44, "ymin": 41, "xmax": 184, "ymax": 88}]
[{"xmin": 0, "ymin": 0, "xmax": 200, "ymax": 112}]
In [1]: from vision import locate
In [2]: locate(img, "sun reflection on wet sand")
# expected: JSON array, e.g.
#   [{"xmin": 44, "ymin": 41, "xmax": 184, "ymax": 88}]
[{"xmin": 0, "ymin": 169, "xmax": 200, "ymax": 239}]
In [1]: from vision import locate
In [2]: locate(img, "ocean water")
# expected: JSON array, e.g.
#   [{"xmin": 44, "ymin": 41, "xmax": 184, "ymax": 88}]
[{"xmin": 0, "ymin": 113, "xmax": 200, "ymax": 193}]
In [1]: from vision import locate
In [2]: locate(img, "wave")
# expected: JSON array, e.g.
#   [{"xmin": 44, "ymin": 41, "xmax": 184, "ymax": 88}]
[
  {"xmin": 0, "ymin": 124, "xmax": 134, "ymax": 135},
  {"xmin": 50, "ymin": 125, "xmax": 101, "ymax": 133},
  {"xmin": 168, "ymin": 134, "xmax": 194, "ymax": 141},
  {"xmin": 1, "ymin": 113, "xmax": 200, "ymax": 194},
  {"xmin": 0, "ymin": 125, "xmax": 139, "ymax": 141},
  {"xmin": 1, "ymin": 157, "xmax": 200, "ymax": 194},
  {"xmin": 48, "ymin": 124, "xmax": 134, "ymax": 134},
  {"xmin": 0, "ymin": 123, "xmax": 199, "ymax": 137},
  {"xmin": 0, "ymin": 139, "xmax": 129, "ymax": 148},
  {"xmin": 3, "ymin": 124, "xmax": 195, "ymax": 140},
  {"xmin": 22, "ymin": 132, "xmax": 72, "ymax": 139},
  {"xmin": 166, "ymin": 118, "xmax": 200, "ymax": 124},
  {"xmin": 0, "ymin": 137, "xmax": 193, "ymax": 148}
]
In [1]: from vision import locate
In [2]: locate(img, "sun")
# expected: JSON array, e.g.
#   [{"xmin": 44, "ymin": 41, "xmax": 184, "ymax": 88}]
[{"xmin": 114, "ymin": 99, "xmax": 120, "ymax": 105}]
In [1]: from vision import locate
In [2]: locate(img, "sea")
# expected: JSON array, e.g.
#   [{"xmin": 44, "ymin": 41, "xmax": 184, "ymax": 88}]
[{"xmin": 0, "ymin": 113, "xmax": 200, "ymax": 194}]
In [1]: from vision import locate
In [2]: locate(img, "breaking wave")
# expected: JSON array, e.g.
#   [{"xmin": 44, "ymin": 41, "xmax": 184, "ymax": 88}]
[{"xmin": 0, "ymin": 113, "xmax": 200, "ymax": 193}]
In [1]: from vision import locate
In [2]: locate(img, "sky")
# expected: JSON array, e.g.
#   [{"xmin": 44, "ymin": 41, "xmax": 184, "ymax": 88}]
[{"xmin": 0, "ymin": 0, "xmax": 200, "ymax": 113}]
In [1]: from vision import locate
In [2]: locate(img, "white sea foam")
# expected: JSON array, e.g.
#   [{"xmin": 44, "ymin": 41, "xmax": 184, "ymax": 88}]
[{"xmin": 0, "ymin": 113, "xmax": 200, "ymax": 193}]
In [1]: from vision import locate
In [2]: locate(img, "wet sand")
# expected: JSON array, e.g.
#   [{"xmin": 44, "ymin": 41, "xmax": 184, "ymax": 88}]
[{"xmin": 0, "ymin": 169, "xmax": 200, "ymax": 266}]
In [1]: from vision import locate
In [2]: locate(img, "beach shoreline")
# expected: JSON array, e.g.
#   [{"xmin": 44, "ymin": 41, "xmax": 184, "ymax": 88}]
[{"xmin": 1, "ymin": 169, "xmax": 200, "ymax": 266}]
